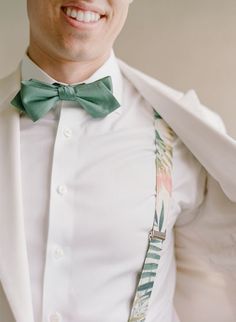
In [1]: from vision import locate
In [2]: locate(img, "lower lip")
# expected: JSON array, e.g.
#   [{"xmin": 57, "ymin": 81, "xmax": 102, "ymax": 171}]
[{"xmin": 61, "ymin": 9, "xmax": 104, "ymax": 30}]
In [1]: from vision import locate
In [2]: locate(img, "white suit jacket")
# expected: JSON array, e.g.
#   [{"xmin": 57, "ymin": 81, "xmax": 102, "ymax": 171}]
[{"xmin": 0, "ymin": 60, "xmax": 235, "ymax": 322}]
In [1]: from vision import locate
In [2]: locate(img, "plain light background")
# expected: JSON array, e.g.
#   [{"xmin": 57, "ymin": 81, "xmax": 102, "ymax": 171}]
[{"xmin": 0, "ymin": 0, "xmax": 235, "ymax": 137}]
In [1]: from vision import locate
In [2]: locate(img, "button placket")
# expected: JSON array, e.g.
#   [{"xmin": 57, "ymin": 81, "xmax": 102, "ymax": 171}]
[
  {"xmin": 54, "ymin": 246, "xmax": 64, "ymax": 260},
  {"xmin": 42, "ymin": 107, "xmax": 76, "ymax": 321},
  {"xmin": 63, "ymin": 128, "xmax": 72, "ymax": 138},
  {"xmin": 57, "ymin": 185, "xmax": 68, "ymax": 196}
]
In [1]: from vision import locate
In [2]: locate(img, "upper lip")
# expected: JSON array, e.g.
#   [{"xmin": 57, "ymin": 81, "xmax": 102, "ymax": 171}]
[{"xmin": 61, "ymin": 2, "xmax": 106, "ymax": 16}]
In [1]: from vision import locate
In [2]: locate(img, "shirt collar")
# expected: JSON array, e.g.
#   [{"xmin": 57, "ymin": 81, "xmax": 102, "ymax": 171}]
[{"xmin": 21, "ymin": 49, "xmax": 123, "ymax": 106}]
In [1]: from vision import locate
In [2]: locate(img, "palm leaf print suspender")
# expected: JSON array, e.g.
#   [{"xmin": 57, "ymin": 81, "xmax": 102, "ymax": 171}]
[{"xmin": 128, "ymin": 110, "xmax": 174, "ymax": 322}]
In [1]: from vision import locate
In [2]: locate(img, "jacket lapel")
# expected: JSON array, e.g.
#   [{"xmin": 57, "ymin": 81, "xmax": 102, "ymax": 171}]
[
  {"xmin": 0, "ymin": 68, "xmax": 34, "ymax": 322},
  {"xmin": 119, "ymin": 59, "xmax": 236, "ymax": 202}
]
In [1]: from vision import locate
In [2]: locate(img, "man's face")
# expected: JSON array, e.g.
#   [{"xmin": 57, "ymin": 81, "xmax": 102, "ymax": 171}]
[{"xmin": 27, "ymin": 0, "xmax": 131, "ymax": 62}]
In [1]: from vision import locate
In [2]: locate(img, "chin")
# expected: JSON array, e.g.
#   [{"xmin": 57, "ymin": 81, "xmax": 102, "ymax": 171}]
[
  {"xmin": 61, "ymin": 49, "xmax": 95, "ymax": 62},
  {"xmin": 60, "ymin": 43, "xmax": 108, "ymax": 63}
]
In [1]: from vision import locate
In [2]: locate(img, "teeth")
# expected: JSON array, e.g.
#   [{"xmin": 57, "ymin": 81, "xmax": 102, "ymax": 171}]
[
  {"xmin": 90, "ymin": 12, "xmax": 95, "ymax": 21},
  {"xmin": 94, "ymin": 13, "xmax": 100, "ymax": 21},
  {"xmin": 65, "ymin": 8, "xmax": 101, "ymax": 23},
  {"xmin": 71, "ymin": 9, "xmax": 77, "ymax": 18},
  {"xmin": 77, "ymin": 11, "xmax": 84, "ymax": 21},
  {"xmin": 66, "ymin": 7, "xmax": 72, "ymax": 16},
  {"xmin": 84, "ymin": 12, "xmax": 91, "ymax": 22}
]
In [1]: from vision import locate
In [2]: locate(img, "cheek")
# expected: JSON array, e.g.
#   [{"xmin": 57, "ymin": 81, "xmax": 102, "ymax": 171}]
[
  {"xmin": 107, "ymin": 6, "xmax": 129, "ymax": 39},
  {"xmin": 33, "ymin": 1, "xmax": 58, "ymax": 30},
  {"xmin": 39, "ymin": 8, "xmax": 60, "ymax": 39}
]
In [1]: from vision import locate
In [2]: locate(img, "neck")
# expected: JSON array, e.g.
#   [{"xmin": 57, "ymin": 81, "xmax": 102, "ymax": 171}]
[{"xmin": 27, "ymin": 44, "xmax": 111, "ymax": 84}]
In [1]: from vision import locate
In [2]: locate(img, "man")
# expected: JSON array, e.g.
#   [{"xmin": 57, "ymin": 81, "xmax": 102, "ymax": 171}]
[{"xmin": 0, "ymin": 1, "xmax": 235, "ymax": 322}]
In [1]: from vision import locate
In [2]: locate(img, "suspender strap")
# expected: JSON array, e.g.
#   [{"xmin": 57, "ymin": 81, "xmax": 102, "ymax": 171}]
[{"xmin": 128, "ymin": 110, "xmax": 174, "ymax": 322}]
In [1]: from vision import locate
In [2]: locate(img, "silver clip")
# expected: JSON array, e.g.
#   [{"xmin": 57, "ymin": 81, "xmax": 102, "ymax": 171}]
[{"xmin": 149, "ymin": 230, "xmax": 166, "ymax": 242}]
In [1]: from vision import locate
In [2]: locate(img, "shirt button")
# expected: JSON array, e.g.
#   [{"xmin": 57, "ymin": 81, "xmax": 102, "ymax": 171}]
[
  {"xmin": 54, "ymin": 247, "xmax": 64, "ymax": 259},
  {"xmin": 63, "ymin": 128, "xmax": 72, "ymax": 138},
  {"xmin": 57, "ymin": 185, "xmax": 68, "ymax": 196},
  {"xmin": 49, "ymin": 312, "xmax": 62, "ymax": 322}
]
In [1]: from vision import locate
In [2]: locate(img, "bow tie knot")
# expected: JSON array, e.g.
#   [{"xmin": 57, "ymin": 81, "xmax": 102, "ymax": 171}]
[
  {"xmin": 11, "ymin": 76, "xmax": 121, "ymax": 122},
  {"xmin": 57, "ymin": 84, "xmax": 77, "ymax": 101}
]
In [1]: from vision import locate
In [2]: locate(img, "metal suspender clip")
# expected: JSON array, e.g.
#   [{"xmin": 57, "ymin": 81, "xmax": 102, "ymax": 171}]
[{"xmin": 149, "ymin": 229, "xmax": 166, "ymax": 242}]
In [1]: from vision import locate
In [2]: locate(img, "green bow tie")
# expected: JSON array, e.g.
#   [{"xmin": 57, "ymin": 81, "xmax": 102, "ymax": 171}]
[{"xmin": 11, "ymin": 76, "xmax": 120, "ymax": 122}]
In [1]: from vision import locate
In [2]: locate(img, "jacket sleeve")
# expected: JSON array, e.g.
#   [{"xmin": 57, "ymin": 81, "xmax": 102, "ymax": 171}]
[{"xmin": 162, "ymin": 90, "xmax": 236, "ymax": 202}]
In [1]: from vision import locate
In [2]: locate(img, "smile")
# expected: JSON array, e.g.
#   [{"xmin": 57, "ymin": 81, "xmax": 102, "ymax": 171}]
[{"xmin": 62, "ymin": 7, "xmax": 102, "ymax": 23}]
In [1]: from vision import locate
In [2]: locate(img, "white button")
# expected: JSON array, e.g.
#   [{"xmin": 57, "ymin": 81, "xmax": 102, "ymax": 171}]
[
  {"xmin": 54, "ymin": 247, "xmax": 64, "ymax": 259},
  {"xmin": 63, "ymin": 128, "xmax": 72, "ymax": 138},
  {"xmin": 49, "ymin": 312, "xmax": 61, "ymax": 322},
  {"xmin": 57, "ymin": 185, "xmax": 67, "ymax": 195}
]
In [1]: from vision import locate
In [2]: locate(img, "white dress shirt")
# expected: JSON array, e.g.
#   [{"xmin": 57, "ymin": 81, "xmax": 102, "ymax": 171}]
[{"xmin": 19, "ymin": 51, "xmax": 206, "ymax": 322}]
